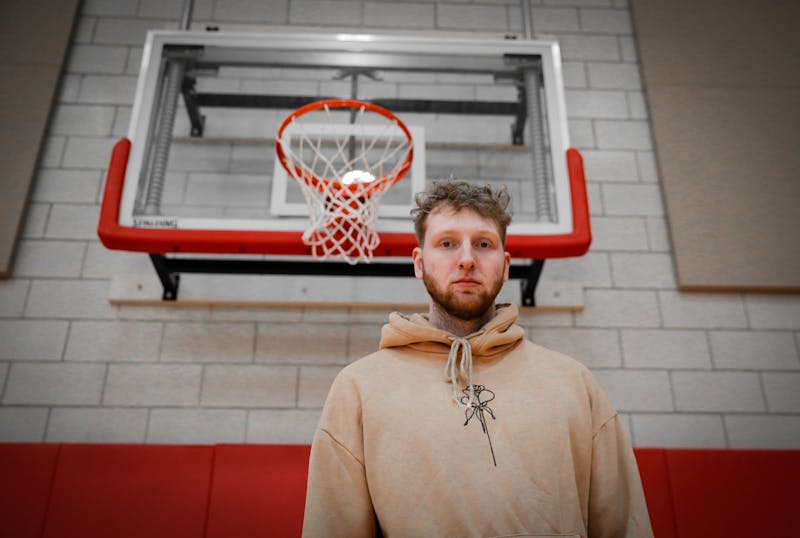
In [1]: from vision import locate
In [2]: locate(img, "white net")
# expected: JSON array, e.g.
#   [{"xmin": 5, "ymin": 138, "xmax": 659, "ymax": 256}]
[{"xmin": 276, "ymin": 100, "xmax": 413, "ymax": 264}]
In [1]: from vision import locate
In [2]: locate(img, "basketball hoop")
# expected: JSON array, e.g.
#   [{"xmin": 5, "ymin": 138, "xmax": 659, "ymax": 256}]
[{"xmin": 275, "ymin": 99, "xmax": 413, "ymax": 264}]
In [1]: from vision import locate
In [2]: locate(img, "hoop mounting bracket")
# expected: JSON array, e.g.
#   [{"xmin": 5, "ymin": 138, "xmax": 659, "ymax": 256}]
[{"xmin": 146, "ymin": 254, "xmax": 545, "ymax": 305}]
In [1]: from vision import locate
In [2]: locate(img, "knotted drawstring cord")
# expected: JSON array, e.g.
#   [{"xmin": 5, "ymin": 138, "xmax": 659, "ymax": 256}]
[{"xmin": 444, "ymin": 337, "xmax": 475, "ymax": 408}]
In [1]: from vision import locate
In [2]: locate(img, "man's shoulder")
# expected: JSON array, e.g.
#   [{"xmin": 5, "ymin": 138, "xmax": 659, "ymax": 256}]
[
  {"xmin": 323, "ymin": 348, "xmax": 415, "ymax": 409},
  {"xmin": 519, "ymin": 339, "xmax": 617, "ymax": 422},
  {"xmin": 515, "ymin": 339, "xmax": 611, "ymax": 398},
  {"xmin": 333, "ymin": 347, "xmax": 405, "ymax": 382},
  {"xmin": 518, "ymin": 339, "xmax": 592, "ymax": 375}
]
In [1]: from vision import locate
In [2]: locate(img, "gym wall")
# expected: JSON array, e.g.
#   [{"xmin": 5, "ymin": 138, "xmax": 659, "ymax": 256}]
[{"xmin": 0, "ymin": 0, "xmax": 798, "ymax": 449}]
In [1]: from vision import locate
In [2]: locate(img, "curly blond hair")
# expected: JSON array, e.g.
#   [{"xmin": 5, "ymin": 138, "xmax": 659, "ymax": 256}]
[{"xmin": 411, "ymin": 180, "xmax": 512, "ymax": 245}]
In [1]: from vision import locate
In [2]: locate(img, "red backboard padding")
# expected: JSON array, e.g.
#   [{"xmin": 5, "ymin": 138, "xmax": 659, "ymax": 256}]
[
  {"xmin": 0, "ymin": 443, "xmax": 60, "ymax": 538},
  {"xmin": 98, "ymin": 138, "xmax": 592, "ymax": 258},
  {"xmin": 42, "ymin": 444, "xmax": 214, "ymax": 538},
  {"xmin": 205, "ymin": 444, "xmax": 311, "ymax": 538},
  {"xmin": 665, "ymin": 449, "xmax": 800, "ymax": 538},
  {"xmin": 634, "ymin": 448, "xmax": 678, "ymax": 538}
]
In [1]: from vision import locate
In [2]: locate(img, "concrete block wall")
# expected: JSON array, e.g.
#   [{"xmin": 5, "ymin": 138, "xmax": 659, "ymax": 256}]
[{"xmin": 1, "ymin": 0, "xmax": 799, "ymax": 449}]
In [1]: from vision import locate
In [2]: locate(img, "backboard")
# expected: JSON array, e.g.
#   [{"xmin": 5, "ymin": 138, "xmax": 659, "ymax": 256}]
[{"xmin": 100, "ymin": 30, "xmax": 589, "ymax": 260}]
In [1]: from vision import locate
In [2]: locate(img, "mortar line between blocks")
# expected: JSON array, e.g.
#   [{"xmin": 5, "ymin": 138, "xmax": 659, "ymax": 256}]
[
  {"xmin": 666, "ymin": 370, "xmax": 677, "ymax": 413},
  {"xmin": 143, "ymin": 406, "xmax": 153, "ymax": 444},
  {"xmin": 99, "ymin": 362, "xmax": 111, "ymax": 406},
  {"xmin": 793, "ymin": 332, "xmax": 800, "ymax": 363},
  {"xmin": 741, "ymin": 292, "xmax": 753, "ymax": 329},
  {"xmin": 251, "ymin": 321, "xmax": 257, "ymax": 363},
  {"xmin": 704, "ymin": 330, "xmax": 717, "ymax": 369},
  {"xmin": 86, "ymin": 17, "xmax": 99, "ymax": 44},
  {"xmin": 720, "ymin": 413, "xmax": 732, "ymax": 448},
  {"xmin": 42, "ymin": 406, "xmax": 53, "ymax": 442},
  {"xmin": 156, "ymin": 320, "xmax": 166, "ymax": 361},
  {"xmin": 77, "ymin": 240, "xmax": 90, "ymax": 278},
  {"xmin": 653, "ymin": 289, "xmax": 665, "ymax": 328},
  {"xmin": 20, "ymin": 279, "xmax": 33, "ymax": 318},
  {"xmin": 0, "ymin": 362, "xmax": 10, "ymax": 403},
  {"xmin": 294, "ymin": 366, "xmax": 301, "ymax": 408},
  {"xmin": 615, "ymin": 328, "xmax": 626, "ymax": 367},
  {"xmin": 756, "ymin": 371, "xmax": 770, "ymax": 413},
  {"xmin": 244, "ymin": 408, "xmax": 252, "ymax": 443},
  {"xmin": 61, "ymin": 319, "xmax": 72, "ymax": 361},
  {"xmin": 198, "ymin": 363, "xmax": 208, "ymax": 406}
]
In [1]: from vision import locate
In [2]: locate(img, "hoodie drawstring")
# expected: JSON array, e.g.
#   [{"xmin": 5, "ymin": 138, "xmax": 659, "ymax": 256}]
[{"xmin": 445, "ymin": 337, "xmax": 474, "ymax": 408}]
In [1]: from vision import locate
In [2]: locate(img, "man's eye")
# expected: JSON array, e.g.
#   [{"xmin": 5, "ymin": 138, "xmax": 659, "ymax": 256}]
[
  {"xmin": 441, "ymin": 241, "xmax": 452, "ymax": 248},
  {"xmin": 477, "ymin": 241, "xmax": 491, "ymax": 248}
]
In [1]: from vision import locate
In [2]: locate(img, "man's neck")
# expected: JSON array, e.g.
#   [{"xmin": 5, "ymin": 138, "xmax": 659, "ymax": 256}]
[{"xmin": 428, "ymin": 302, "xmax": 495, "ymax": 337}]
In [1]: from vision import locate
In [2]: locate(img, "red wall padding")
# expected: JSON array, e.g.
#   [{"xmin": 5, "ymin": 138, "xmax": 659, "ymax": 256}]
[
  {"xmin": 205, "ymin": 444, "xmax": 311, "ymax": 538},
  {"xmin": 634, "ymin": 448, "xmax": 678, "ymax": 538},
  {"xmin": 0, "ymin": 443, "xmax": 60, "ymax": 538},
  {"xmin": 665, "ymin": 449, "xmax": 800, "ymax": 537},
  {"xmin": 42, "ymin": 444, "xmax": 214, "ymax": 538},
  {"xmin": 2, "ymin": 443, "xmax": 799, "ymax": 537}
]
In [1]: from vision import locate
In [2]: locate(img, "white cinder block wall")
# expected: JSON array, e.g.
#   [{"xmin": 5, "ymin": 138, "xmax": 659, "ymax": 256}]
[{"xmin": 1, "ymin": 0, "xmax": 799, "ymax": 448}]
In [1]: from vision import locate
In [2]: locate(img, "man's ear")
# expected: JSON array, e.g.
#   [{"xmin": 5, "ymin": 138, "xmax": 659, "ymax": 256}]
[
  {"xmin": 412, "ymin": 247, "xmax": 424, "ymax": 279},
  {"xmin": 503, "ymin": 251, "xmax": 511, "ymax": 282}
]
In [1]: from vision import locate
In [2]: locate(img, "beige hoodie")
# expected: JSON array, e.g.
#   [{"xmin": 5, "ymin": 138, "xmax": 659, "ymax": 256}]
[{"xmin": 303, "ymin": 305, "xmax": 653, "ymax": 537}]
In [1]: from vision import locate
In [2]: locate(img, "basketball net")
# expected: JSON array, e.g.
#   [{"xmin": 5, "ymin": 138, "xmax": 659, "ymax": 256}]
[{"xmin": 276, "ymin": 100, "xmax": 413, "ymax": 264}]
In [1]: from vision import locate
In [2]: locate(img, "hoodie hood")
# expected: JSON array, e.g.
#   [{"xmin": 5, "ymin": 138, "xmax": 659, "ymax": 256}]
[
  {"xmin": 379, "ymin": 303, "xmax": 524, "ymax": 356},
  {"xmin": 380, "ymin": 304, "xmax": 524, "ymax": 407}
]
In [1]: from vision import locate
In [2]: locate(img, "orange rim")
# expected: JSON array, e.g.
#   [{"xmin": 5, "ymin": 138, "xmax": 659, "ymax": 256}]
[{"xmin": 275, "ymin": 99, "xmax": 414, "ymax": 198}]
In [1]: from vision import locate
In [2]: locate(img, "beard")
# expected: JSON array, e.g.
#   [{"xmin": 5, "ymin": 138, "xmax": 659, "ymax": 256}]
[{"xmin": 422, "ymin": 268, "xmax": 505, "ymax": 322}]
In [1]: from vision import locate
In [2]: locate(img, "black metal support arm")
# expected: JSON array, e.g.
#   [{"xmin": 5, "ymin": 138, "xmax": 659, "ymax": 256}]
[
  {"xmin": 171, "ymin": 47, "xmax": 542, "ymax": 142},
  {"xmin": 147, "ymin": 255, "xmax": 546, "ymax": 306},
  {"xmin": 519, "ymin": 258, "xmax": 545, "ymax": 307},
  {"xmin": 194, "ymin": 93, "xmax": 523, "ymax": 116},
  {"xmin": 149, "ymin": 254, "xmax": 181, "ymax": 301},
  {"xmin": 182, "ymin": 93, "xmax": 527, "ymax": 140},
  {"xmin": 181, "ymin": 76, "xmax": 205, "ymax": 137}
]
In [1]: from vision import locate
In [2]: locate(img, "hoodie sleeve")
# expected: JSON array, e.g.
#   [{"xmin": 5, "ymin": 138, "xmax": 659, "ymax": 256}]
[
  {"xmin": 302, "ymin": 371, "xmax": 378, "ymax": 538},
  {"xmin": 587, "ymin": 414, "xmax": 654, "ymax": 538}
]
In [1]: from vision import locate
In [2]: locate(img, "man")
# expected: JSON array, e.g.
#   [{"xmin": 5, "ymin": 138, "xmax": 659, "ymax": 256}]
[{"xmin": 302, "ymin": 181, "xmax": 653, "ymax": 537}]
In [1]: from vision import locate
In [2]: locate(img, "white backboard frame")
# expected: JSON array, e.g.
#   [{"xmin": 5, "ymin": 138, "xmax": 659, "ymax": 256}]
[{"xmin": 122, "ymin": 30, "xmax": 572, "ymax": 237}]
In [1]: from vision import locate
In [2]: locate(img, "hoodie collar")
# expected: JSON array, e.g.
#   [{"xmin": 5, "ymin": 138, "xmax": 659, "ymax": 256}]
[
  {"xmin": 380, "ymin": 304, "xmax": 523, "ymax": 407},
  {"xmin": 379, "ymin": 303, "xmax": 524, "ymax": 356}
]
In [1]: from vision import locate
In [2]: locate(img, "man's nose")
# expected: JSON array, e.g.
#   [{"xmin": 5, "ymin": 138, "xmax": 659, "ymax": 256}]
[{"xmin": 457, "ymin": 244, "xmax": 476, "ymax": 270}]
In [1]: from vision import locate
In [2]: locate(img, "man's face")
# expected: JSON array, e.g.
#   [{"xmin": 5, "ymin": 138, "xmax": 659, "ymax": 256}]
[{"xmin": 412, "ymin": 206, "xmax": 510, "ymax": 321}]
